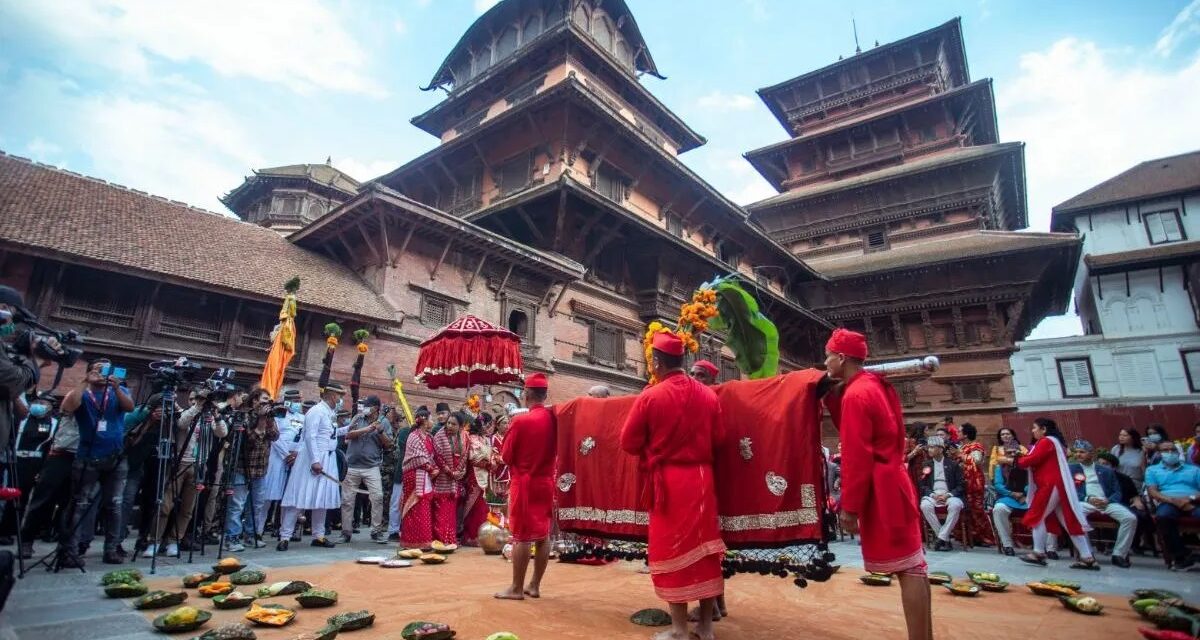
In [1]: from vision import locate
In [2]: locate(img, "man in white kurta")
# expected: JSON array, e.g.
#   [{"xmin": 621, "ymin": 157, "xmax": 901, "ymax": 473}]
[{"xmin": 278, "ymin": 383, "xmax": 347, "ymax": 550}]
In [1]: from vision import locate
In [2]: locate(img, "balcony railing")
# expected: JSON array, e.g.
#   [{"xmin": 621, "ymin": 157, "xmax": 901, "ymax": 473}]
[{"xmin": 785, "ymin": 62, "xmax": 946, "ymax": 122}]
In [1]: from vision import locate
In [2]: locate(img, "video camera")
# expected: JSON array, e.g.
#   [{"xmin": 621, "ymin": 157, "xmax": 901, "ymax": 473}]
[
  {"xmin": 1, "ymin": 307, "xmax": 83, "ymax": 369},
  {"xmin": 148, "ymin": 356, "xmax": 203, "ymax": 389},
  {"xmin": 198, "ymin": 367, "xmax": 239, "ymax": 403}
]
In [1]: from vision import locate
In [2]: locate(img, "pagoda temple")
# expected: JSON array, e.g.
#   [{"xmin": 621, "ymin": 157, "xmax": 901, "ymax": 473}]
[{"xmin": 744, "ymin": 19, "xmax": 1080, "ymax": 434}]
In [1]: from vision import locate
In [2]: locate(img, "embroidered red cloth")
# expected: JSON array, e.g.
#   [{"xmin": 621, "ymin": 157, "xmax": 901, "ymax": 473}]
[
  {"xmin": 554, "ymin": 368, "xmax": 827, "ymax": 547},
  {"xmin": 414, "ymin": 315, "xmax": 523, "ymax": 389}
]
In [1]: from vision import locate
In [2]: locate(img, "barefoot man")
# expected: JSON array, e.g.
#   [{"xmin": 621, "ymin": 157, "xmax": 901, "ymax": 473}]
[
  {"xmin": 495, "ymin": 373, "xmax": 557, "ymax": 600},
  {"xmin": 621, "ymin": 332, "xmax": 725, "ymax": 640},
  {"xmin": 824, "ymin": 329, "xmax": 931, "ymax": 640},
  {"xmin": 687, "ymin": 358, "xmax": 727, "ymax": 623}
]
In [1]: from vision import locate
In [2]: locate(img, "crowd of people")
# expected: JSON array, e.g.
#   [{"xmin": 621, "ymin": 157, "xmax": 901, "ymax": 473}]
[
  {"xmin": 830, "ymin": 414, "xmax": 1200, "ymax": 570},
  {"xmin": 0, "ymin": 355, "xmax": 523, "ymax": 569}
]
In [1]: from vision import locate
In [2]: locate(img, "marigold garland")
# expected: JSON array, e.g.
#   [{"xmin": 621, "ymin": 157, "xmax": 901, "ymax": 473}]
[{"xmin": 641, "ymin": 288, "xmax": 719, "ymax": 385}]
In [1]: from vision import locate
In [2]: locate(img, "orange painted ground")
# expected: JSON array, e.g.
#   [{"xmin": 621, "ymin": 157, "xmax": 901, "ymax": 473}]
[{"xmin": 146, "ymin": 548, "xmax": 1148, "ymax": 639}]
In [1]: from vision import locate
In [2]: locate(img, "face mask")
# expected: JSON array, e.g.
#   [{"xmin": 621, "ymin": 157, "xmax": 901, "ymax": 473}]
[
  {"xmin": 29, "ymin": 404, "xmax": 49, "ymax": 418},
  {"xmin": 0, "ymin": 322, "xmax": 15, "ymax": 338},
  {"xmin": 335, "ymin": 398, "xmax": 344, "ymax": 411},
  {"xmin": 1161, "ymin": 452, "xmax": 1181, "ymax": 466},
  {"xmin": 289, "ymin": 402, "xmax": 302, "ymax": 414},
  {"xmin": 1147, "ymin": 433, "xmax": 1163, "ymax": 444}
]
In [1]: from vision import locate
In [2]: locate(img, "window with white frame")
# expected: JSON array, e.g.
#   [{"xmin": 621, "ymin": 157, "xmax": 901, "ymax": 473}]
[
  {"xmin": 1056, "ymin": 357, "xmax": 1097, "ymax": 398},
  {"xmin": 1143, "ymin": 210, "xmax": 1185, "ymax": 245},
  {"xmin": 1182, "ymin": 349, "xmax": 1200, "ymax": 392}
]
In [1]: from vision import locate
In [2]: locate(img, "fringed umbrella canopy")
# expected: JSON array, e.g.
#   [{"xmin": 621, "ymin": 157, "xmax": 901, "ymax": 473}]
[{"xmin": 414, "ymin": 315, "xmax": 523, "ymax": 389}]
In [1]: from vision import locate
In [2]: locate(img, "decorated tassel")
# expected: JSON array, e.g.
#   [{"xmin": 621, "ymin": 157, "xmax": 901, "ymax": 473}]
[
  {"xmin": 350, "ymin": 329, "xmax": 370, "ymax": 409},
  {"xmin": 317, "ymin": 322, "xmax": 342, "ymax": 391}
]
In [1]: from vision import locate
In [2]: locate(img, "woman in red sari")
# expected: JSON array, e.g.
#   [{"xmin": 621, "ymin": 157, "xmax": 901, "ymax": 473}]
[
  {"xmin": 1015, "ymin": 417, "xmax": 1098, "ymax": 569},
  {"xmin": 904, "ymin": 423, "xmax": 930, "ymax": 500},
  {"xmin": 432, "ymin": 412, "xmax": 468, "ymax": 545},
  {"xmin": 460, "ymin": 413, "xmax": 494, "ymax": 546},
  {"xmin": 489, "ymin": 412, "xmax": 511, "ymax": 505},
  {"xmin": 399, "ymin": 414, "xmax": 438, "ymax": 550},
  {"xmin": 958, "ymin": 423, "xmax": 995, "ymax": 546}
]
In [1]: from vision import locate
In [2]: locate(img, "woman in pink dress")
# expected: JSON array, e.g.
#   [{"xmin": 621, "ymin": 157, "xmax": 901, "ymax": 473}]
[
  {"xmin": 399, "ymin": 415, "xmax": 439, "ymax": 550},
  {"xmin": 431, "ymin": 413, "xmax": 468, "ymax": 545}
]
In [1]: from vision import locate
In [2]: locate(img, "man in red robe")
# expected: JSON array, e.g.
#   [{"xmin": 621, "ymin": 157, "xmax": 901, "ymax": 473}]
[
  {"xmin": 495, "ymin": 373, "xmax": 557, "ymax": 600},
  {"xmin": 621, "ymin": 332, "xmax": 725, "ymax": 640},
  {"xmin": 824, "ymin": 328, "xmax": 931, "ymax": 640},
  {"xmin": 689, "ymin": 359, "xmax": 719, "ymax": 386}
]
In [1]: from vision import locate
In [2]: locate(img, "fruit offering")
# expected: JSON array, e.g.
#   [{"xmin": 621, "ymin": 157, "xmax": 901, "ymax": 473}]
[
  {"xmin": 214, "ymin": 557, "xmax": 245, "ymax": 574},
  {"xmin": 397, "ymin": 549, "xmax": 423, "ymax": 559},
  {"xmin": 401, "ymin": 621, "xmax": 455, "ymax": 640},
  {"xmin": 244, "ymin": 603, "xmax": 297, "ymax": 627},
  {"xmin": 859, "ymin": 573, "xmax": 892, "ymax": 586},
  {"xmin": 154, "ymin": 606, "xmax": 212, "ymax": 633},
  {"xmin": 212, "ymin": 592, "xmax": 257, "ymax": 610},
  {"xmin": 295, "ymin": 589, "xmax": 339, "ymax": 608},
  {"xmin": 188, "ymin": 622, "xmax": 256, "ymax": 640},
  {"xmin": 255, "ymin": 581, "xmax": 313, "ymax": 598},
  {"xmin": 1042, "ymin": 578, "xmax": 1082, "ymax": 591},
  {"xmin": 944, "ymin": 580, "xmax": 981, "ymax": 597},
  {"xmin": 133, "ymin": 590, "xmax": 189, "ymax": 610},
  {"xmin": 419, "ymin": 553, "xmax": 447, "ymax": 564},
  {"xmin": 100, "ymin": 569, "xmax": 144, "ymax": 586},
  {"xmin": 229, "ymin": 570, "xmax": 266, "ymax": 586},
  {"xmin": 292, "ymin": 626, "xmax": 340, "ymax": 640},
  {"xmin": 184, "ymin": 573, "xmax": 220, "ymax": 589},
  {"xmin": 430, "ymin": 541, "xmax": 457, "ymax": 554},
  {"xmin": 966, "ymin": 571, "xmax": 1000, "ymax": 584},
  {"xmin": 927, "ymin": 572, "xmax": 952, "ymax": 585},
  {"xmin": 105, "ymin": 582, "xmax": 149, "ymax": 598},
  {"xmin": 630, "ymin": 609, "xmax": 671, "ymax": 627},
  {"xmin": 198, "ymin": 582, "xmax": 235, "ymax": 598},
  {"xmin": 1026, "ymin": 582, "xmax": 1077, "ymax": 597},
  {"xmin": 485, "ymin": 634, "xmax": 519, "ymax": 640},
  {"xmin": 1060, "ymin": 595, "xmax": 1104, "ymax": 615},
  {"xmin": 328, "ymin": 611, "xmax": 375, "ymax": 632}
]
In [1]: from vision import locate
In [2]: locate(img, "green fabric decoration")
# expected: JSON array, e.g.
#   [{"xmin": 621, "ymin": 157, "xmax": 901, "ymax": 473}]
[{"xmin": 704, "ymin": 275, "xmax": 780, "ymax": 379}]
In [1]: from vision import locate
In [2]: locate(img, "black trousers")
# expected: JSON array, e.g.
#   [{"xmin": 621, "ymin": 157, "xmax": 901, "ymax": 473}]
[
  {"xmin": 18, "ymin": 455, "xmax": 74, "ymax": 541},
  {"xmin": 0, "ymin": 458, "xmax": 42, "ymax": 536}
]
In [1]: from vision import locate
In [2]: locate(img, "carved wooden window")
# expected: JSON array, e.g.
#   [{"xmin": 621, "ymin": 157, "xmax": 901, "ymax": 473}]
[
  {"xmin": 157, "ymin": 288, "xmax": 222, "ymax": 343},
  {"xmin": 498, "ymin": 151, "xmax": 532, "ymax": 195},
  {"xmin": 665, "ymin": 213, "xmax": 684, "ymax": 238},
  {"xmin": 717, "ymin": 242, "xmax": 742, "ymax": 268},
  {"xmin": 952, "ymin": 380, "xmax": 990, "ymax": 403},
  {"xmin": 522, "ymin": 14, "xmax": 541, "ymax": 43},
  {"xmin": 898, "ymin": 380, "xmax": 919, "ymax": 408},
  {"xmin": 829, "ymin": 139, "xmax": 850, "ymax": 161},
  {"xmin": 508, "ymin": 309, "xmax": 530, "ymax": 339},
  {"xmin": 920, "ymin": 125, "xmax": 937, "ymax": 143},
  {"xmin": 496, "ymin": 25, "xmax": 519, "ymax": 60},
  {"xmin": 455, "ymin": 109, "xmax": 487, "ymax": 135},
  {"xmin": 863, "ymin": 227, "xmax": 889, "ymax": 252},
  {"xmin": 588, "ymin": 322, "xmax": 624, "ymax": 366},
  {"xmin": 238, "ymin": 307, "xmax": 275, "ymax": 351},
  {"xmin": 1056, "ymin": 357, "xmax": 1097, "ymax": 398},
  {"xmin": 572, "ymin": 3, "xmax": 588, "ymax": 28},
  {"xmin": 594, "ymin": 163, "xmax": 628, "ymax": 202},
  {"xmin": 280, "ymin": 196, "xmax": 298, "ymax": 216},
  {"xmin": 451, "ymin": 56, "xmax": 472, "ymax": 87},
  {"xmin": 420, "ymin": 295, "xmax": 453, "ymax": 327},
  {"xmin": 591, "ymin": 15, "xmax": 613, "ymax": 50},
  {"xmin": 1144, "ymin": 210, "xmax": 1184, "ymax": 245},
  {"xmin": 872, "ymin": 324, "xmax": 897, "ymax": 353},
  {"xmin": 55, "ymin": 267, "xmax": 138, "ymax": 328},
  {"xmin": 964, "ymin": 322, "xmax": 990, "ymax": 345},
  {"xmin": 615, "ymin": 38, "xmax": 633, "ymax": 68},
  {"xmin": 720, "ymin": 358, "xmax": 740, "ymax": 382}
]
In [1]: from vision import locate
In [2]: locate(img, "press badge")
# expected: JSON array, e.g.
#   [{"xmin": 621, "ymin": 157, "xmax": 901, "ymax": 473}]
[{"xmin": 97, "ymin": 419, "xmax": 108, "ymax": 433}]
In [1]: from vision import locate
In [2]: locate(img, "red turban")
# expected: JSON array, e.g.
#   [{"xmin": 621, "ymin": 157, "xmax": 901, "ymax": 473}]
[
  {"xmin": 524, "ymin": 373, "xmax": 549, "ymax": 389},
  {"xmin": 652, "ymin": 331, "xmax": 685, "ymax": 356},
  {"xmin": 692, "ymin": 359, "xmax": 719, "ymax": 378},
  {"xmin": 826, "ymin": 328, "xmax": 868, "ymax": 360}
]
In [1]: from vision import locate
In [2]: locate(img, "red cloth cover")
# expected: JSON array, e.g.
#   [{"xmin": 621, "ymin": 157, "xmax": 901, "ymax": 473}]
[
  {"xmin": 414, "ymin": 315, "xmax": 523, "ymax": 389},
  {"xmin": 554, "ymin": 369, "xmax": 827, "ymax": 547}
]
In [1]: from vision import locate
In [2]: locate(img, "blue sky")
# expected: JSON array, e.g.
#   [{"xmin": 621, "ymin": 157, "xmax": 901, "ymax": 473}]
[{"xmin": 2, "ymin": 0, "xmax": 1199, "ymax": 339}]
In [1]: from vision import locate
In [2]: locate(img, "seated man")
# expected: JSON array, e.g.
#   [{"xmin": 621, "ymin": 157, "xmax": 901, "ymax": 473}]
[
  {"xmin": 1096, "ymin": 451, "xmax": 1155, "ymax": 555},
  {"xmin": 1069, "ymin": 440, "xmax": 1138, "ymax": 568},
  {"xmin": 918, "ymin": 437, "xmax": 965, "ymax": 551},
  {"xmin": 1145, "ymin": 441, "xmax": 1200, "ymax": 571},
  {"xmin": 991, "ymin": 445, "xmax": 1029, "ymax": 556}
]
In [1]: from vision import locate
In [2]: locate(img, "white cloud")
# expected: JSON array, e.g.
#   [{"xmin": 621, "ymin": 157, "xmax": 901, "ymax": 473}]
[
  {"xmin": 1, "ymin": 70, "xmax": 262, "ymax": 213},
  {"xmin": 1156, "ymin": 0, "xmax": 1200, "ymax": 57},
  {"xmin": 696, "ymin": 91, "xmax": 758, "ymax": 112},
  {"xmin": 3, "ymin": 0, "xmax": 386, "ymax": 96},
  {"xmin": 394, "ymin": 18, "xmax": 408, "ymax": 35},
  {"xmin": 997, "ymin": 38, "xmax": 1200, "ymax": 232},
  {"xmin": 475, "ymin": 0, "xmax": 501, "ymax": 14},
  {"xmin": 336, "ymin": 157, "xmax": 399, "ymax": 183}
]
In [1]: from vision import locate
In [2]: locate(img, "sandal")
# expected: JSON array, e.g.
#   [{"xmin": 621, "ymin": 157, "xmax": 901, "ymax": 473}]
[
  {"xmin": 1070, "ymin": 559, "xmax": 1101, "ymax": 571},
  {"xmin": 1019, "ymin": 553, "xmax": 1048, "ymax": 566}
]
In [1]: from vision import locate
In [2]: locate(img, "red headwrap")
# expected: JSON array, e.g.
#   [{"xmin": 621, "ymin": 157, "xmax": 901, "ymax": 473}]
[
  {"xmin": 826, "ymin": 328, "xmax": 868, "ymax": 360},
  {"xmin": 524, "ymin": 373, "xmax": 549, "ymax": 389},
  {"xmin": 652, "ymin": 331, "xmax": 685, "ymax": 356},
  {"xmin": 692, "ymin": 359, "xmax": 719, "ymax": 378}
]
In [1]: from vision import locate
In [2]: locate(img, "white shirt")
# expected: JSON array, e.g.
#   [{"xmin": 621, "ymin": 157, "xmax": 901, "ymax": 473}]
[
  {"xmin": 1081, "ymin": 462, "xmax": 1105, "ymax": 499},
  {"xmin": 932, "ymin": 458, "xmax": 948, "ymax": 495}
]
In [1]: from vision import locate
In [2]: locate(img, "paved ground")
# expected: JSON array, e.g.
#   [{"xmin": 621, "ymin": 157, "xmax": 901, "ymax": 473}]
[{"xmin": 2, "ymin": 537, "xmax": 1193, "ymax": 639}]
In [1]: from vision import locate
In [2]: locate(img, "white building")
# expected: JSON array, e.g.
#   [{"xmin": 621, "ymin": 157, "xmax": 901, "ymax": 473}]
[{"xmin": 1011, "ymin": 150, "xmax": 1200, "ymax": 411}]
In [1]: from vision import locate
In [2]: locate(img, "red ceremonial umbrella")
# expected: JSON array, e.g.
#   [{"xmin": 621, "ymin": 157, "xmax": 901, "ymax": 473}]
[{"xmin": 414, "ymin": 315, "xmax": 524, "ymax": 389}]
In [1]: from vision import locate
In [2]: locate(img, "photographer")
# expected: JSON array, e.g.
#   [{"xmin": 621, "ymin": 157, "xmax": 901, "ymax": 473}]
[
  {"xmin": 224, "ymin": 387, "xmax": 279, "ymax": 552},
  {"xmin": 0, "ymin": 286, "xmax": 54, "ymax": 451},
  {"xmin": 57, "ymin": 358, "xmax": 134, "ymax": 567},
  {"xmin": 339, "ymin": 396, "xmax": 392, "ymax": 544},
  {"xmin": 144, "ymin": 387, "xmax": 228, "ymax": 558},
  {"xmin": 0, "ymin": 393, "xmax": 58, "ymax": 545},
  {"xmin": 117, "ymin": 393, "xmax": 174, "ymax": 556}
]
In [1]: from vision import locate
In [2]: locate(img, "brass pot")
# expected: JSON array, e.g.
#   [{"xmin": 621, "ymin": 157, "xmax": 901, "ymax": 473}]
[{"xmin": 478, "ymin": 521, "xmax": 511, "ymax": 555}]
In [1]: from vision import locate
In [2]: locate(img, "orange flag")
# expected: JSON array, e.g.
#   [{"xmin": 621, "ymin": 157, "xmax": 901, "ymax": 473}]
[{"xmin": 259, "ymin": 278, "xmax": 299, "ymax": 399}]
